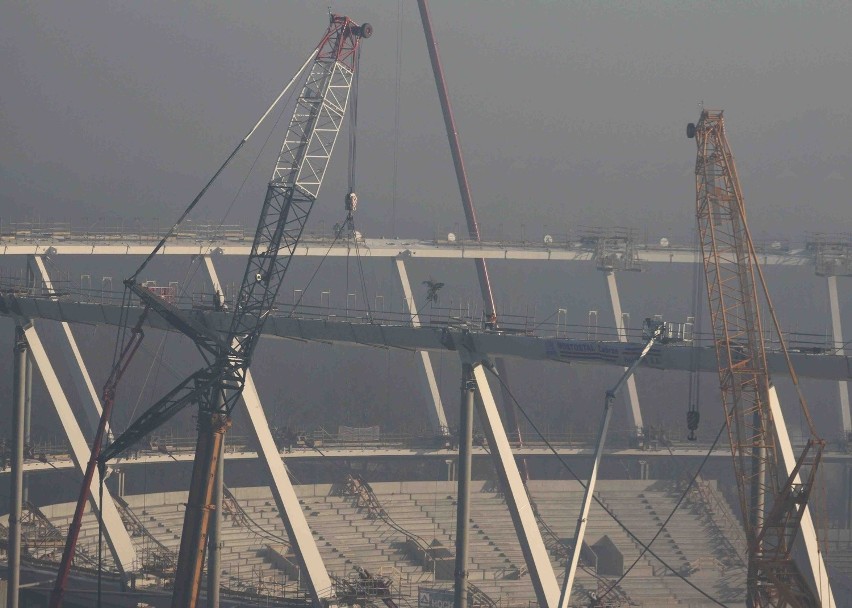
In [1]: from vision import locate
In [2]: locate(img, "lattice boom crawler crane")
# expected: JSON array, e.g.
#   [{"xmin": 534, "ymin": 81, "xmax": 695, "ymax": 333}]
[
  {"xmin": 690, "ymin": 110, "xmax": 833, "ymax": 608},
  {"xmin": 50, "ymin": 14, "xmax": 370, "ymax": 608}
]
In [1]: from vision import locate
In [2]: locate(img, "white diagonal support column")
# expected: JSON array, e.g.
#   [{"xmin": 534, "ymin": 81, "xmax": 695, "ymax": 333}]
[
  {"xmin": 30, "ymin": 256, "xmax": 107, "ymax": 437},
  {"xmin": 767, "ymin": 386, "xmax": 835, "ymax": 607},
  {"xmin": 241, "ymin": 373, "xmax": 333, "ymax": 604},
  {"xmin": 827, "ymin": 275, "xmax": 851, "ymax": 439},
  {"xmin": 203, "ymin": 255, "xmax": 225, "ymax": 306},
  {"xmin": 395, "ymin": 258, "xmax": 449, "ymax": 434},
  {"xmin": 204, "ymin": 254, "xmax": 332, "ymax": 604},
  {"xmin": 462, "ymin": 355, "xmax": 558, "ymax": 608},
  {"xmin": 604, "ymin": 270, "xmax": 643, "ymax": 433},
  {"xmin": 22, "ymin": 322, "xmax": 137, "ymax": 574}
]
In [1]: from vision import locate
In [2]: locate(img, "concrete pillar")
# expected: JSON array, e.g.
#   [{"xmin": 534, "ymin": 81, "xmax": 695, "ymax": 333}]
[
  {"xmin": 7, "ymin": 325, "xmax": 27, "ymax": 608},
  {"xmin": 454, "ymin": 365, "xmax": 475, "ymax": 608}
]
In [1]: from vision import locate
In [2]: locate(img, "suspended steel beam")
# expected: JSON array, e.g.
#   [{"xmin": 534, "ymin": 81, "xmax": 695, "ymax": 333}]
[
  {"xmin": 0, "ymin": 238, "xmax": 820, "ymax": 265},
  {"xmin": 2, "ymin": 296, "xmax": 849, "ymax": 383}
]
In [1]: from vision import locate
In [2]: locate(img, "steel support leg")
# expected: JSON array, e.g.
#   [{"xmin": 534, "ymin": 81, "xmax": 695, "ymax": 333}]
[
  {"xmin": 7, "ymin": 325, "xmax": 27, "ymax": 608},
  {"xmin": 558, "ymin": 394, "xmax": 615, "ymax": 608},
  {"xmin": 22, "ymin": 323, "xmax": 138, "ymax": 574},
  {"xmin": 394, "ymin": 258, "xmax": 449, "ymax": 434},
  {"xmin": 604, "ymin": 271, "xmax": 644, "ymax": 434},
  {"xmin": 454, "ymin": 365, "xmax": 475, "ymax": 608},
  {"xmin": 22, "ymin": 350, "xmax": 32, "ymax": 504},
  {"xmin": 827, "ymin": 276, "xmax": 851, "ymax": 440},
  {"xmin": 241, "ymin": 374, "xmax": 334, "ymax": 605},
  {"xmin": 464, "ymin": 358, "xmax": 558, "ymax": 608},
  {"xmin": 206, "ymin": 430, "xmax": 224, "ymax": 608},
  {"xmin": 203, "ymin": 254, "xmax": 333, "ymax": 604},
  {"xmin": 768, "ymin": 386, "xmax": 835, "ymax": 607}
]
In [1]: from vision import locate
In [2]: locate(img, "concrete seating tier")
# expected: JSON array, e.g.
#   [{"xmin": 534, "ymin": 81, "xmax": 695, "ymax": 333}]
[{"xmin": 9, "ymin": 479, "xmax": 756, "ymax": 606}]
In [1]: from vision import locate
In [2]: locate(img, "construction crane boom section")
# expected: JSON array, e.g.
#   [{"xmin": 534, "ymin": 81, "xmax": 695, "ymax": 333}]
[
  {"xmin": 51, "ymin": 15, "xmax": 369, "ymax": 608},
  {"xmin": 691, "ymin": 109, "xmax": 826, "ymax": 607},
  {"xmin": 100, "ymin": 15, "xmax": 365, "ymax": 464}
]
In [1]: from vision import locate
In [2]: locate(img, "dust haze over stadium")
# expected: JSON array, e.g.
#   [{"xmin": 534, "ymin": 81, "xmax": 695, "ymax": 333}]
[{"xmin": 1, "ymin": 2, "xmax": 851, "ymax": 607}]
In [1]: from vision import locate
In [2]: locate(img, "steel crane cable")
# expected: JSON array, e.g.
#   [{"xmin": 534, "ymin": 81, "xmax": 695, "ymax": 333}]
[
  {"xmin": 349, "ymin": 215, "xmax": 374, "ymax": 322},
  {"xmin": 129, "ymin": 45, "xmax": 320, "ymax": 283},
  {"xmin": 483, "ymin": 365, "xmax": 729, "ymax": 608},
  {"xmin": 345, "ymin": 45, "xmax": 375, "ymax": 323},
  {"xmin": 600, "ymin": 419, "xmax": 727, "ymax": 600},
  {"xmin": 687, "ymin": 227, "xmax": 703, "ymax": 440},
  {"xmin": 214, "ymin": 79, "xmax": 300, "ymax": 232},
  {"xmin": 290, "ymin": 215, "xmax": 350, "ymax": 314},
  {"xmin": 127, "ymin": 257, "xmax": 208, "ymax": 425}
]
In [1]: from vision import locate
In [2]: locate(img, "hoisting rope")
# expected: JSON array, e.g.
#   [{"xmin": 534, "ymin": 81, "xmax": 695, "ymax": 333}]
[
  {"xmin": 343, "ymin": 44, "xmax": 374, "ymax": 322},
  {"xmin": 687, "ymin": 227, "xmax": 703, "ymax": 440},
  {"xmin": 484, "ymin": 365, "xmax": 729, "ymax": 608},
  {"xmin": 129, "ymin": 46, "xmax": 320, "ymax": 283}
]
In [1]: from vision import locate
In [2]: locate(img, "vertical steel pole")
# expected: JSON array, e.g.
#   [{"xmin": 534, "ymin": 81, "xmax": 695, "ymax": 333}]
[
  {"xmin": 7, "ymin": 325, "xmax": 27, "ymax": 608},
  {"xmin": 207, "ymin": 437, "xmax": 224, "ymax": 608},
  {"xmin": 847, "ymin": 466, "xmax": 852, "ymax": 531},
  {"xmin": 454, "ymin": 365, "xmax": 475, "ymax": 608},
  {"xmin": 22, "ymin": 351, "xmax": 32, "ymax": 503}
]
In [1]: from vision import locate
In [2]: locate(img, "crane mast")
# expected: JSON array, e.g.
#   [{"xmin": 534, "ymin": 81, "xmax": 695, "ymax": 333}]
[
  {"xmin": 50, "ymin": 14, "xmax": 368, "ymax": 608},
  {"xmin": 691, "ymin": 110, "xmax": 827, "ymax": 607}
]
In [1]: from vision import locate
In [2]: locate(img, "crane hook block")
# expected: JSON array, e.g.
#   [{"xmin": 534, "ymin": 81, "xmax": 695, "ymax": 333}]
[
  {"xmin": 346, "ymin": 191, "xmax": 358, "ymax": 213},
  {"xmin": 686, "ymin": 410, "xmax": 700, "ymax": 441}
]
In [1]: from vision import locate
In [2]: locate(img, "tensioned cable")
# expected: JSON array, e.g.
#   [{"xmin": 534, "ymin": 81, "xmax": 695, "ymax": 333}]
[
  {"xmin": 130, "ymin": 46, "xmax": 319, "ymax": 282},
  {"xmin": 600, "ymin": 420, "xmax": 727, "ymax": 599},
  {"xmin": 484, "ymin": 365, "xmax": 729, "ymax": 607},
  {"xmin": 290, "ymin": 216, "xmax": 350, "ymax": 314},
  {"xmin": 350, "ymin": 216, "xmax": 374, "ymax": 322},
  {"xmin": 687, "ymin": 226, "xmax": 704, "ymax": 439},
  {"xmin": 214, "ymin": 78, "xmax": 300, "ymax": 232},
  {"xmin": 127, "ymin": 257, "xmax": 205, "ymax": 424}
]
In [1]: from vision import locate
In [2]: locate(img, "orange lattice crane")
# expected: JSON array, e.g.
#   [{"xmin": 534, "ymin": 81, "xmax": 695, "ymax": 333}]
[{"xmin": 690, "ymin": 109, "xmax": 833, "ymax": 607}]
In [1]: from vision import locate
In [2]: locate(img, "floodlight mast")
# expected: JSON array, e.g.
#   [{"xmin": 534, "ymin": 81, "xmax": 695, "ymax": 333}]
[{"xmin": 50, "ymin": 14, "xmax": 369, "ymax": 608}]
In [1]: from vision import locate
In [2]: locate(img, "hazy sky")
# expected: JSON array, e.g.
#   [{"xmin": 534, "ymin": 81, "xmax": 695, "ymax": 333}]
[
  {"xmin": 2, "ymin": 1, "xmax": 850, "ymax": 244},
  {"xmin": 2, "ymin": 3, "xmax": 852, "ymax": 523}
]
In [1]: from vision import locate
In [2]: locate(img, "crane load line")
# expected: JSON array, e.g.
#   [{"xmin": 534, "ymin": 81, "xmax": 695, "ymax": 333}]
[
  {"xmin": 1, "ymin": 295, "xmax": 849, "ymax": 382},
  {"xmin": 130, "ymin": 45, "xmax": 321, "ymax": 282}
]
